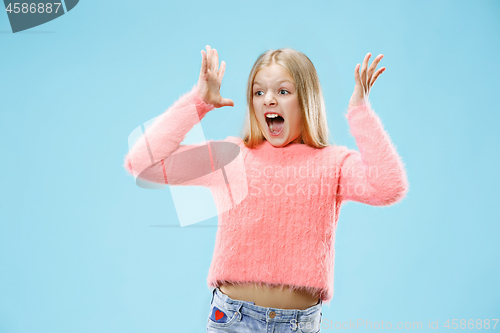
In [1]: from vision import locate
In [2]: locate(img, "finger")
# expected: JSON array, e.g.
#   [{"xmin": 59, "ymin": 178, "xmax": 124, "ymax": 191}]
[
  {"xmin": 211, "ymin": 49, "xmax": 217, "ymax": 73},
  {"xmin": 370, "ymin": 67, "xmax": 385, "ymax": 87},
  {"xmin": 361, "ymin": 53, "xmax": 370, "ymax": 93},
  {"xmin": 221, "ymin": 97, "xmax": 234, "ymax": 107},
  {"xmin": 367, "ymin": 54, "xmax": 383, "ymax": 85},
  {"xmin": 356, "ymin": 63, "xmax": 365, "ymax": 92},
  {"xmin": 200, "ymin": 50, "xmax": 207, "ymax": 76},
  {"xmin": 354, "ymin": 63, "xmax": 361, "ymax": 87},
  {"xmin": 213, "ymin": 49, "xmax": 219, "ymax": 73},
  {"xmin": 206, "ymin": 45, "xmax": 212, "ymax": 71},
  {"xmin": 219, "ymin": 61, "xmax": 226, "ymax": 81}
]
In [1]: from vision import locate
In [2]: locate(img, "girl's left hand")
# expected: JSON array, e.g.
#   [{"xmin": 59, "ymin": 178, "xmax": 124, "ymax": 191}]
[{"xmin": 349, "ymin": 53, "xmax": 385, "ymax": 109}]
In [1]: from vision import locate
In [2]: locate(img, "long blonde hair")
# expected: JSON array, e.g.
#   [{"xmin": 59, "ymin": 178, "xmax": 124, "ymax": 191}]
[{"xmin": 241, "ymin": 48, "xmax": 332, "ymax": 149}]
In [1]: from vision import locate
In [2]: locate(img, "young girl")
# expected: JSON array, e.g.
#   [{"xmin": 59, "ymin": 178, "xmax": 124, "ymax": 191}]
[{"xmin": 124, "ymin": 45, "xmax": 409, "ymax": 333}]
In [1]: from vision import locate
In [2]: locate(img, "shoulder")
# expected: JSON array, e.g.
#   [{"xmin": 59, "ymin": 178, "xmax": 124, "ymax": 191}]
[
  {"xmin": 323, "ymin": 144, "xmax": 358, "ymax": 165},
  {"xmin": 318, "ymin": 143, "xmax": 349, "ymax": 156},
  {"xmin": 215, "ymin": 136, "xmax": 245, "ymax": 152},
  {"xmin": 207, "ymin": 135, "xmax": 244, "ymax": 147},
  {"xmin": 207, "ymin": 136, "xmax": 246, "ymax": 168},
  {"xmin": 329, "ymin": 144, "xmax": 348, "ymax": 154},
  {"xmin": 224, "ymin": 136, "xmax": 245, "ymax": 146}
]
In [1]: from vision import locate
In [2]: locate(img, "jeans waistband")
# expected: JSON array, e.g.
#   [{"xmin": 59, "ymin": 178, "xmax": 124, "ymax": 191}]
[{"xmin": 211, "ymin": 287, "xmax": 322, "ymax": 324}]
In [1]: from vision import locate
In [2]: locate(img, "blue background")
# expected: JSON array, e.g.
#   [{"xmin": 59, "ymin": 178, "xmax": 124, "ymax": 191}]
[{"xmin": 1, "ymin": 0, "xmax": 499, "ymax": 332}]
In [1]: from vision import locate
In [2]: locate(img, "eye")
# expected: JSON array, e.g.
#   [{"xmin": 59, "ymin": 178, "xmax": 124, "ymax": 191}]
[
  {"xmin": 254, "ymin": 91, "xmax": 263, "ymax": 96},
  {"xmin": 279, "ymin": 89, "xmax": 290, "ymax": 95}
]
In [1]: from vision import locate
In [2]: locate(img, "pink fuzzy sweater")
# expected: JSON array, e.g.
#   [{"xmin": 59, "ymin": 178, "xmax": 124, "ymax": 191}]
[{"xmin": 123, "ymin": 85, "xmax": 409, "ymax": 303}]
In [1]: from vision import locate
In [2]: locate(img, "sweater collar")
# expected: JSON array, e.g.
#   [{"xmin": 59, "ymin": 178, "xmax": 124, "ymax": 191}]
[{"xmin": 261, "ymin": 139, "xmax": 304, "ymax": 149}]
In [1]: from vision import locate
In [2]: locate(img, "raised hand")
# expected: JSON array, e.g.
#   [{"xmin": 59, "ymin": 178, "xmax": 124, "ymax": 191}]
[
  {"xmin": 348, "ymin": 52, "xmax": 385, "ymax": 109},
  {"xmin": 196, "ymin": 45, "xmax": 234, "ymax": 108}
]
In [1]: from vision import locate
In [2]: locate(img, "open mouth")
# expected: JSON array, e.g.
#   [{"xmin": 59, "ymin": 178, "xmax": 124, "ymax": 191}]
[{"xmin": 265, "ymin": 113, "xmax": 285, "ymax": 136}]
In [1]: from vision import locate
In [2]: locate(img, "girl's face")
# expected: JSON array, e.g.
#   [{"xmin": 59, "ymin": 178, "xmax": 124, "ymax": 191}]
[{"xmin": 252, "ymin": 64, "xmax": 303, "ymax": 147}]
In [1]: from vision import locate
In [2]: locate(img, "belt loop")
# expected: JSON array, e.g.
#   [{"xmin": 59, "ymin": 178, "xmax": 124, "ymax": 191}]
[
  {"xmin": 211, "ymin": 288, "xmax": 216, "ymax": 304},
  {"xmin": 291, "ymin": 310, "xmax": 299, "ymax": 331},
  {"xmin": 236, "ymin": 303, "xmax": 244, "ymax": 322},
  {"xmin": 320, "ymin": 298, "xmax": 323, "ymax": 318}
]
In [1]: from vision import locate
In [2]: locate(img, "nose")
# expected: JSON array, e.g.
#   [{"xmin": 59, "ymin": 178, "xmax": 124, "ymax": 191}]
[{"xmin": 264, "ymin": 92, "xmax": 277, "ymax": 106}]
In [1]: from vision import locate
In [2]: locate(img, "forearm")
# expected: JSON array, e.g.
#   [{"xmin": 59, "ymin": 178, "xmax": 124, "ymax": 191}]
[{"xmin": 344, "ymin": 100, "xmax": 409, "ymax": 204}]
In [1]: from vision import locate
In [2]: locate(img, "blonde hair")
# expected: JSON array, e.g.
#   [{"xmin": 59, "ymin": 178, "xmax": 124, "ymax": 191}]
[{"xmin": 241, "ymin": 48, "xmax": 332, "ymax": 149}]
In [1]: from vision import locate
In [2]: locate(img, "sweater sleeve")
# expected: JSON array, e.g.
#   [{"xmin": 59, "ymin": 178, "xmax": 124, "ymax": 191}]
[
  {"xmin": 337, "ymin": 99, "xmax": 409, "ymax": 205},
  {"xmin": 123, "ymin": 84, "xmax": 218, "ymax": 187}
]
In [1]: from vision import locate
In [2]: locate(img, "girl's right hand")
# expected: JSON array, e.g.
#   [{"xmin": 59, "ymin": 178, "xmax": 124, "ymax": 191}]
[{"xmin": 196, "ymin": 45, "xmax": 234, "ymax": 108}]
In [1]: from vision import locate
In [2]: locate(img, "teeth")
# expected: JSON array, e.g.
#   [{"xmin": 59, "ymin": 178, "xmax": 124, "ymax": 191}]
[{"xmin": 266, "ymin": 113, "xmax": 280, "ymax": 118}]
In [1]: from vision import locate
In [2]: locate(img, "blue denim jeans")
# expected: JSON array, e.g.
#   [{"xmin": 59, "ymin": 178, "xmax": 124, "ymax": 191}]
[{"xmin": 206, "ymin": 287, "xmax": 323, "ymax": 333}]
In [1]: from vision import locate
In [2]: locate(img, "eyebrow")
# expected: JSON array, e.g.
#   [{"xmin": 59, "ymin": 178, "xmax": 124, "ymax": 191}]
[{"xmin": 253, "ymin": 79, "xmax": 294, "ymax": 86}]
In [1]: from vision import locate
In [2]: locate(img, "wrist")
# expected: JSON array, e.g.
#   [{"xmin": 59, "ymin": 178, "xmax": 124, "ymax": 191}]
[
  {"xmin": 190, "ymin": 84, "xmax": 215, "ymax": 118},
  {"xmin": 348, "ymin": 96, "xmax": 371, "ymax": 111},
  {"xmin": 345, "ymin": 98, "xmax": 372, "ymax": 121}
]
